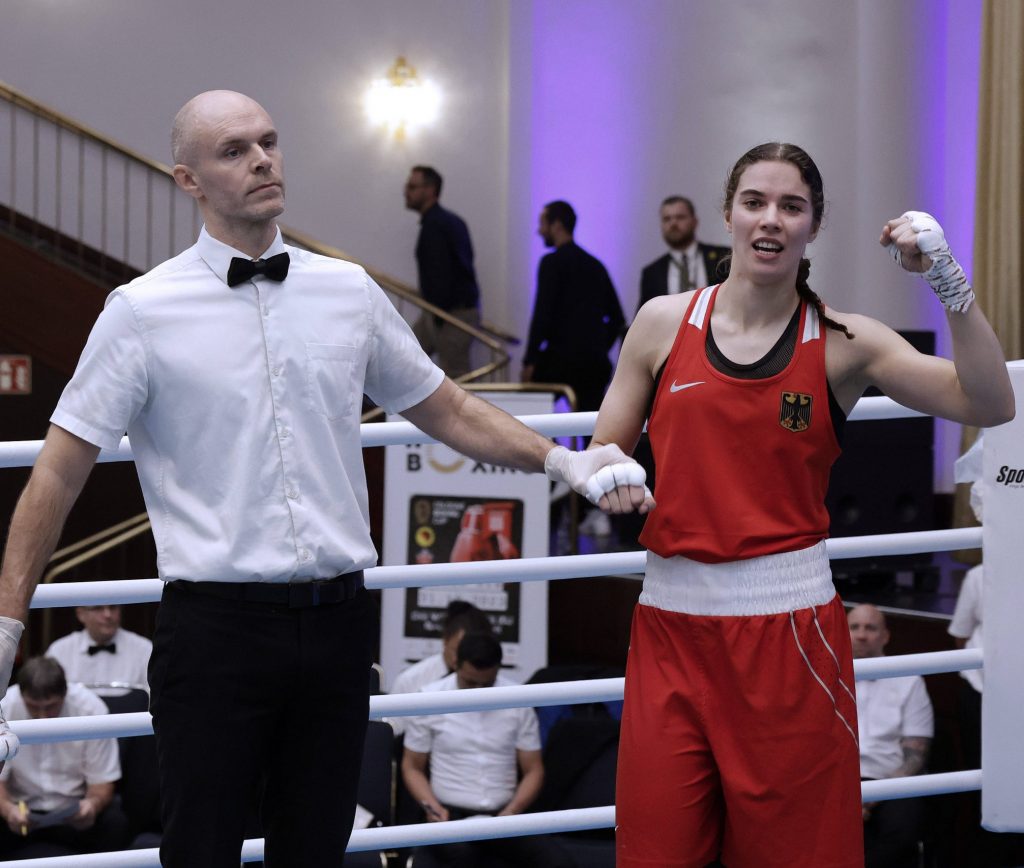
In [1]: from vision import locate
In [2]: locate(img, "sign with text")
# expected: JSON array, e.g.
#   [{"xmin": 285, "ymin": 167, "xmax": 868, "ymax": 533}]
[
  {"xmin": 982, "ymin": 361, "xmax": 1024, "ymax": 831},
  {"xmin": 380, "ymin": 392, "xmax": 553, "ymax": 687},
  {"xmin": 0, "ymin": 356, "xmax": 31, "ymax": 395}
]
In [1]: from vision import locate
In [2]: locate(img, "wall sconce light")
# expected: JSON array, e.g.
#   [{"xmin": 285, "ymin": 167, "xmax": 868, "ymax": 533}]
[{"xmin": 364, "ymin": 56, "xmax": 441, "ymax": 141}]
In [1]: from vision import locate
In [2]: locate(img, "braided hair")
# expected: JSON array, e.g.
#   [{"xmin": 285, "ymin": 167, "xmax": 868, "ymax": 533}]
[
  {"xmin": 723, "ymin": 142, "xmax": 854, "ymax": 340},
  {"xmin": 796, "ymin": 257, "xmax": 854, "ymax": 340}
]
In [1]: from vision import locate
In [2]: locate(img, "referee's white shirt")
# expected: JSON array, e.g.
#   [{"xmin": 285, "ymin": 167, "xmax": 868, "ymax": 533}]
[{"xmin": 52, "ymin": 227, "xmax": 444, "ymax": 583}]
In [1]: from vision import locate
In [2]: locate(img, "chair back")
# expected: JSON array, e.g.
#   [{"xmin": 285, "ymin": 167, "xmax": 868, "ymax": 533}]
[
  {"xmin": 534, "ymin": 715, "xmax": 619, "ymax": 814},
  {"xmin": 94, "ymin": 685, "xmax": 150, "ymax": 715},
  {"xmin": 358, "ymin": 720, "xmax": 395, "ymax": 826},
  {"xmin": 97, "ymin": 686, "xmax": 161, "ymax": 837},
  {"xmin": 369, "ymin": 662, "xmax": 384, "ymax": 696}
]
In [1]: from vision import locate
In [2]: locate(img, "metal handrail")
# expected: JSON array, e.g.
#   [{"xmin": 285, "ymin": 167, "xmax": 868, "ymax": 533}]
[
  {"xmin": 0, "ymin": 82, "xmax": 173, "ymax": 177},
  {"xmin": 47, "ymin": 513, "xmax": 150, "ymax": 566},
  {"xmin": 43, "ymin": 521, "xmax": 152, "ymax": 586},
  {"xmin": 40, "ymin": 512, "xmax": 153, "ymax": 648}
]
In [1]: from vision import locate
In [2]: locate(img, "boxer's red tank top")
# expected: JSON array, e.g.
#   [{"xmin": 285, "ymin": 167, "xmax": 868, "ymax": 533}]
[{"xmin": 639, "ymin": 285, "xmax": 841, "ymax": 563}]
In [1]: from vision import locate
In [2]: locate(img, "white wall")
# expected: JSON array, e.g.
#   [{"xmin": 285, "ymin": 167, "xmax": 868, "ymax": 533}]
[
  {"xmin": 0, "ymin": 0, "xmax": 512, "ymax": 300},
  {"xmin": 1, "ymin": 0, "xmax": 983, "ymax": 487}
]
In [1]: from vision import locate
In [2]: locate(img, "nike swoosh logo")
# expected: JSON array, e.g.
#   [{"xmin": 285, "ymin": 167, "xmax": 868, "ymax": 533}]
[{"xmin": 669, "ymin": 380, "xmax": 705, "ymax": 393}]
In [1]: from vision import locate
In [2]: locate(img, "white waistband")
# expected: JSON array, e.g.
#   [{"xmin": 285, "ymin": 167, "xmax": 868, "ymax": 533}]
[{"xmin": 640, "ymin": 541, "xmax": 835, "ymax": 616}]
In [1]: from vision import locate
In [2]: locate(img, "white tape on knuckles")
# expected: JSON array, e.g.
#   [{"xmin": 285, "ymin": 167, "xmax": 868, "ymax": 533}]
[
  {"xmin": 887, "ymin": 210, "xmax": 947, "ymax": 267},
  {"xmin": 904, "ymin": 210, "xmax": 947, "ymax": 254},
  {"xmin": 0, "ymin": 615, "xmax": 23, "ymax": 699},
  {"xmin": 887, "ymin": 210, "xmax": 974, "ymax": 313},
  {"xmin": 0, "ymin": 720, "xmax": 19, "ymax": 762},
  {"xmin": 585, "ymin": 463, "xmax": 646, "ymax": 504}
]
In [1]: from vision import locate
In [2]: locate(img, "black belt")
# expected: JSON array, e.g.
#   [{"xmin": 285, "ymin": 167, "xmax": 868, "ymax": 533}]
[{"xmin": 170, "ymin": 571, "xmax": 364, "ymax": 609}]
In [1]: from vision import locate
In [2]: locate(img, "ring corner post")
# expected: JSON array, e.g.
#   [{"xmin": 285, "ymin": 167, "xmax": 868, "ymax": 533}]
[{"xmin": 981, "ymin": 360, "xmax": 1024, "ymax": 831}]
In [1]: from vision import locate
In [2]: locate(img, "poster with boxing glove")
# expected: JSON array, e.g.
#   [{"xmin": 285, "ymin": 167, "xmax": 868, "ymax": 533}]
[{"xmin": 380, "ymin": 392, "xmax": 553, "ymax": 687}]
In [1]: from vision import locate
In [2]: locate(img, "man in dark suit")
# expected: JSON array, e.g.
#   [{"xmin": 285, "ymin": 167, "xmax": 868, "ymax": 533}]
[
  {"xmin": 405, "ymin": 165, "xmax": 481, "ymax": 378},
  {"xmin": 522, "ymin": 200, "xmax": 624, "ymax": 414},
  {"xmin": 636, "ymin": 196, "xmax": 730, "ymax": 313}
]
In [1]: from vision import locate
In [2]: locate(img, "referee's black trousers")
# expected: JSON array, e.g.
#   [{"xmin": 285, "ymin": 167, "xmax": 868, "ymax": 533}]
[{"xmin": 149, "ymin": 581, "xmax": 373, "ymax": 867}]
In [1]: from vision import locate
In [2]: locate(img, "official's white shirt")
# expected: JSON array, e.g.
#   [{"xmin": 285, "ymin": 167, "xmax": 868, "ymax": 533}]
[
  {"xmin": 52, "ymin": 227, "xmax": 444, "ymax": 583},
  {"xmin": 46, "ymin": 627, "xmax": 152, "ymax": 691},
  {"xmin": 404, "ymin": 672, "xmax": 541, "ymax": 812},
  {"xmin": 385, "ymin": 653, "xmax": 449, "ymax": 736},
  {"xmin": 0, "ymin": 684, "xmax": 121, "ymax": 811},
  {"xmin": 856, "ymin": 673, "xmax": 933, "ymax": 780},
  {"xmin": 948, "ymin": 565, "xmax": 983, "ymax": 693}
]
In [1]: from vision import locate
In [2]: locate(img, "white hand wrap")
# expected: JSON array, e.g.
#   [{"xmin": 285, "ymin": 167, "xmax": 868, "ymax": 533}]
[
  {"xmin": 0, "ymin": 711, "xmax": 18, "ymax": 762},
  {"xmin": 544, "ymin": 444, "xmax": 649, "ymax": 506},
  {"xmin": 585, "ymin": 463, "xmax": 646, "ymax": 505},
  {"xmin": 887, "ymin": 210, "xmax": 974, "ymax": 313},
  {"xmin": 0, "ymin": 616, "xmax": 24, "ymax": 762}
]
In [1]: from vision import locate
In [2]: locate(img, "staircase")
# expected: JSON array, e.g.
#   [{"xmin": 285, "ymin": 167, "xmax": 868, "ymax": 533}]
[{"xmin": 0, "ymin": 79, "xmax": 511, "ymax": 384}]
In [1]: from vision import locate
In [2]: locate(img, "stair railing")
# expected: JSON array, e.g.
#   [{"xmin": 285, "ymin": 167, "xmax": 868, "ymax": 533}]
[{"xmin": 0, "ymin": 81, "xmax": 511, "ymax": 385}]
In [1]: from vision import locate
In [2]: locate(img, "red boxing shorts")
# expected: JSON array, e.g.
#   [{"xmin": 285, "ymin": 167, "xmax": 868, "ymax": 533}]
[{"xmin": 616, "ymin": 546, "xmax": 862, "ymax": 868}]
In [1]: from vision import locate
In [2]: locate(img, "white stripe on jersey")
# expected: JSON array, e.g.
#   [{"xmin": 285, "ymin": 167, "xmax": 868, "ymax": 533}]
[
  {"xmin": 688, "ymin": 285, "xmax": 716, "ymax": 330},
  {"xmin": 802, "ymin": 304, "xmax": 821, "ymax": 343}
]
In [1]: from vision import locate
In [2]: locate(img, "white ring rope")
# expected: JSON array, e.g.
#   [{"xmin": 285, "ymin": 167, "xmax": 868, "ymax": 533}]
[
  {"xmin": 0, "ymin": 395, "xmax": 927, "ymax": 469},
  {"xmin": 0, "ymin": 397, "xmax": 994, "ymax": 866},
  {"xmin": 9, "ymin": 648, "xmax": 985, "ymax": 745},
  {"xmin": 0, "ymin": 808, "xmax": 617, "ymax": 866},
  {"xmin": 861, "ymin": 770, "xmax": 982, "ymax": 804},
  {"xmin": 0, "ymin": 772, "xmax": 986, "ymax": 868},
  {"xmin": 23, "ymin": 526, "xmax": 983, "ymax": 610}
]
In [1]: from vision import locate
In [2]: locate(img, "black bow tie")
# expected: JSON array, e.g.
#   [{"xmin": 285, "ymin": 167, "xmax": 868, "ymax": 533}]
[
  {"xmin": 87, "ymin": 644, "xmax": 116, "ymax": 656},
  {"xmin": 226, "ymin": 252, "xmax": 290, "ymax": 287}
]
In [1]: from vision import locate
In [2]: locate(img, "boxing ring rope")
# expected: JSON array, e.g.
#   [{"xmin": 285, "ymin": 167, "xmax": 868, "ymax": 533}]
[
  {"xmin": 0, "ymin": 388, "xmax": 1014, "ymax": 867},
  {"xmin": 0, "ymin": 396, "xmax": 925, "ymax": 469},
  {"xmin": 16, "ymin": 524, "xmax": 983, "ymax": 610},
  {"xmin": 6, "ymin": 645, "xmax": 986, "ymax": 748}
]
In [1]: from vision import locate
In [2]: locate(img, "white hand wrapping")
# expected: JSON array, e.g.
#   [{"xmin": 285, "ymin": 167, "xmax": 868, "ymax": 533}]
[
  {"xmin": 585, "ymin": 463, "xmax": 646, "ymax": 504},
  {"xmin": 544, "ymin": 444, "xmax": 650, "ymax": 506},
  {"xmin": 887, "ymin": 210, "xmax": 975, "ymax": 313},
  {"xmin": 0, "ymin": 616, "xmax": 23, "ymax": 762},
  {"xmin": 0, "ymin": 711, "xmax": 18, "ymax": 763}
]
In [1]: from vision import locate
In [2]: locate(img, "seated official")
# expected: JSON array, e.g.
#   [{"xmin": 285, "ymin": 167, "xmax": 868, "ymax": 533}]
[
  {"xmin": 850, "ymin": 605, "xmax": 933, "ymax": 868},
  {"xmin": 46, "ymin": 604, "xmax": 152, "ymax": 695},
  {"xmin": 401, "ymin": 633, "xmax": 571, "ymax": 868},
  {"xmin": 0, "ymin": 657, "xmax": 128, "ymax": 858},
  {"xmin": 386, "ymin": 599, "xmax": 492, "ymax": 737}
]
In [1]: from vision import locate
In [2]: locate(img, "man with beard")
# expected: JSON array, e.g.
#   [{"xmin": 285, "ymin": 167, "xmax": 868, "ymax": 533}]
[{"xmin": 637, "ymin": 196, "xmax": 729, "ymax": 312}]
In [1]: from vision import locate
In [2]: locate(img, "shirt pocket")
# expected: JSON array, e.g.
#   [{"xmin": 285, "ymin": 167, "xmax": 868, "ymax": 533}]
[{"xmin": 304, "ymin": 343, "xmax": 358, "ymax": 420}]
